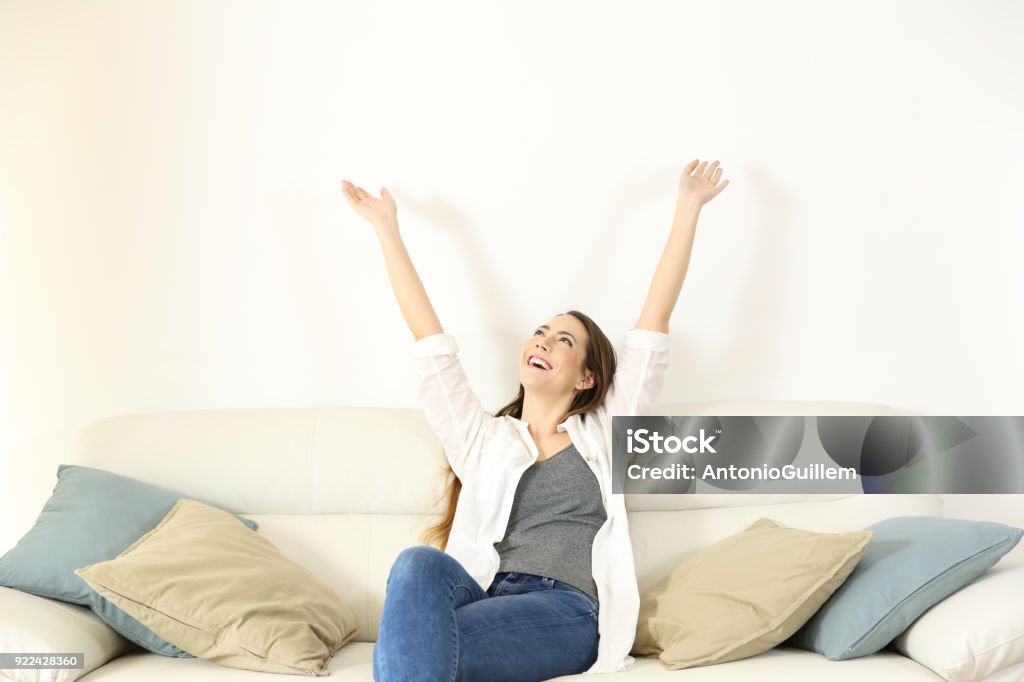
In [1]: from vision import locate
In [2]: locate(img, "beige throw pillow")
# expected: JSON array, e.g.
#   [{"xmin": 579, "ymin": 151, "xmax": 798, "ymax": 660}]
[
  {"xmin": 75, "ymin": 498, "xmax": 358, "ymax": 677},
  {"xmin": 632, "ymin": 517, "xmax": 872, "ymax": 670}
]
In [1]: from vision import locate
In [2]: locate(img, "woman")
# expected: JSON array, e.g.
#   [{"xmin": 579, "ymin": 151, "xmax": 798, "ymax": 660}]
[{"xmin": 341, "ymin": 159, "xmax": 729, "ymax": 681}]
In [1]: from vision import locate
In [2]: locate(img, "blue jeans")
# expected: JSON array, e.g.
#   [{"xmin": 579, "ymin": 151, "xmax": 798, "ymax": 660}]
[{"xmin": 373, "ymin": 545, "xmax": 600, "ymax": 681}]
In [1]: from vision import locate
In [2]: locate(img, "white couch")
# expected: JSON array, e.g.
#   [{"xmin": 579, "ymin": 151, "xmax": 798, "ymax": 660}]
[{"xmin": 4, "ymin": 399, "xmax": 1023, "ymax": 681}]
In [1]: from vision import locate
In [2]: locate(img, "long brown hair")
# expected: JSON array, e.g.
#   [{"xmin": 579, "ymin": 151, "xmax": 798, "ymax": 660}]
[{"xmin": 420, "ymin": 310, "xmax": 618, "ymax": 550}]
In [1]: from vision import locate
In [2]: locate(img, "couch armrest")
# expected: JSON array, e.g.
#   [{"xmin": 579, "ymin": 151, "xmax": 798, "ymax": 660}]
[{"xmin": 0, "ymin": 586, "xmax": 136, "ymax": 681}]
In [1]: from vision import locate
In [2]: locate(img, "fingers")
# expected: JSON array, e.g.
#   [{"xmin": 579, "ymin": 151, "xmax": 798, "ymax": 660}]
[
  {"xmin": 690, "ymin": 160, "xmax": 728, "ymax": 189},
  {"xmin": 342, "ymin": 179, "xmax": 394, "ymax": 206},
  {"xmin": 697, "ymin": 160, "xmax": 720, "ymax": 180},
  {"xmin": 341, "ymin": 179, "xmax": 371, "ymax": 202},
  {"xmin": 340, "ymin": 180, "xmax": 358, "ymax": 205},
  {"xmin": 685, "ymin": 159, "xmax": 724, "ymax": 183}
]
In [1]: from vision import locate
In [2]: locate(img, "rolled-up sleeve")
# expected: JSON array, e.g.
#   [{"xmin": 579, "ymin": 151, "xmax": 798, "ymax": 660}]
[
  {"xmin": 413, "ymin": 332, "xmax": 491, "ymax": 480},
  {"xmin": 602, "ymin": 329, "xmax": 670, "ymax": 418},
  {"xmin": 413, "ymin": 332, "xmax": 460, "ymax": 359}
]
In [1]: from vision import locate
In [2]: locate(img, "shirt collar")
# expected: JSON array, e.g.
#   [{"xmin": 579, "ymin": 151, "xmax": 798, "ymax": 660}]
[{"xmin": 514, "ymin": 413, "xmax": 575, "ymax": 432}]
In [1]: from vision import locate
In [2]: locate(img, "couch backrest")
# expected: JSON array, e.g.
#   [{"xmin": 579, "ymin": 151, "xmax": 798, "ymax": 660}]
[{"xmin": 70, "ymin": 400, "xmax": 940, "ymax": 643}]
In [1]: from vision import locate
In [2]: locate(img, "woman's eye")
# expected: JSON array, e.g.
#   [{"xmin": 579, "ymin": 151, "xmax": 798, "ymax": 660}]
[
  {"xmin": 534, "ymin": 329, "xmax": 543, "ymax": 336},
  {"xmin": 561, "ymin": 338, "xmax": 572, "ymax": 346}
]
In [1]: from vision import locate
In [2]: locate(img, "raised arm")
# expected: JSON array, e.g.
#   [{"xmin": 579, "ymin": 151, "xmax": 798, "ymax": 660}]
[
  {"xmin": 340, "ymin": 179, "xmax": 490, "ymax": 479},
  {"xmin": 340, "ymin": 179, "xmax": 442, "ymax": 341},
  {"xmin": 634, "ymin": 159, "xmax": 730, "ymax": 333}
]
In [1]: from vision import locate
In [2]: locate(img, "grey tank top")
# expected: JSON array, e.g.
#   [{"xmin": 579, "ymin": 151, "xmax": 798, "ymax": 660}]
[{"xmin": 492, "ymin": 442, "xmax": 608, "ymax": 602}]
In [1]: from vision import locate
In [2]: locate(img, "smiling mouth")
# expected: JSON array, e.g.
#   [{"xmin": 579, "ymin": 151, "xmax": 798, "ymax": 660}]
[{"xmin": 527, "ymin": 355, "xmax": 553, "ymax": 371}]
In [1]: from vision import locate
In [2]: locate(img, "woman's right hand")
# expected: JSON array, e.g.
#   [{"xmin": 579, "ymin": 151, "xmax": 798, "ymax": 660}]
[
  {"xmin": 343, "ymin": 179, "xmax": 443, "ymax": 340},
  {"xmin": 341, "ymin": 179, "xmax": 398, "ymax": 229}
]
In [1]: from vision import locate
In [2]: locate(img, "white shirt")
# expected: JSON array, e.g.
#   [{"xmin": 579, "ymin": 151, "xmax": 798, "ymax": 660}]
[{"xmin": 413, "ymin": 328, "xmax": 670, "ymax": 674}]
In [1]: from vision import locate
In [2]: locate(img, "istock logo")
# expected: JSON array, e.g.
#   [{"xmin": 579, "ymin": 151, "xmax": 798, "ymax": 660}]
[{"xmin": 626, "ymin": 428, "xmax": 718, "ymax": 454}]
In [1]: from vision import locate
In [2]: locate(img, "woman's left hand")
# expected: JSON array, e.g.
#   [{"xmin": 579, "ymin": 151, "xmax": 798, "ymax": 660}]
[{"xmin": 677, "ymin": 159, "xmax": 730, "ymax": 208}]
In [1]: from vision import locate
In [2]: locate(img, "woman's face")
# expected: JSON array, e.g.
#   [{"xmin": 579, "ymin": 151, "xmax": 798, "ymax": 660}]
[{"xmin": 520, "ymin": 314, "xmax": 594, "ymax": 396}]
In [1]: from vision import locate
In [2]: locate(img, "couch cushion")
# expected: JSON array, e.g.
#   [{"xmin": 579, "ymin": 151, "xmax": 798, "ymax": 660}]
[
  {"xmin": 71, "ymin": 643, "xmax": 946, "ymax": 681},
  {"xmin": 789, "ymin": 516, "xmax": 1023, "ymax": 660},
  {"xmin": 75, "ymin": 499, "xmax": 359, "ymax": 677},
  {"xmin": 632, "ymin": 518, "xmax": 872, "ymax": 669},
  {"xmin": 69, "ymin": 407, "xmax": 450, "ymax": 516},
  {"xmin": 892, "ymin": 554, "xmax": 1024, "ymax": 681}
]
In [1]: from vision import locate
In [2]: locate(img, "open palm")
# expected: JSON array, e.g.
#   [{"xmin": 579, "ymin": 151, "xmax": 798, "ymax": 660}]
[
  {"xmin": 677, "ymin": 159, "xmax": 730, "ymax": 207},
  {"xmin": 341, "ymin": 179, "xmax": 398, "ymax": 226}
]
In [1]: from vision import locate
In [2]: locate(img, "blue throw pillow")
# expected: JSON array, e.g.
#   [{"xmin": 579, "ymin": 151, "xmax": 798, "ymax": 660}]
[
  {"xmin": 0, "ymin": 464, "xmax": 259, "ymax": 657},
  {"xmin": 788, "ymin": 515, "xmax": 1023, "ymax": 660}
]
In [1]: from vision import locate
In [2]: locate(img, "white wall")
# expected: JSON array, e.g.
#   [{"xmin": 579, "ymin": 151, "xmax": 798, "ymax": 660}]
[{"xmin": 2, "ymin": 0, "xmax": 1023, "ymax": 552}]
